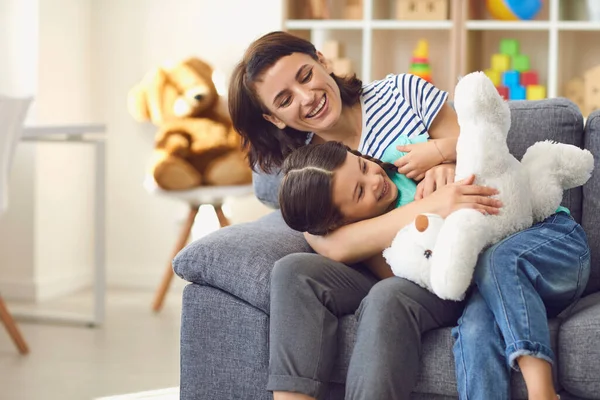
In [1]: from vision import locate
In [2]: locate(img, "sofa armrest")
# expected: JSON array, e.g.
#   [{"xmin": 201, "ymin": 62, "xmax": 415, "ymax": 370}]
[
  {"xmin": 558, "ymin": 291, "xmax": 600, "ymax": 398},
  {"xmin": 173, "ymin": 211, "xmax": 312, "ymax": 314}
]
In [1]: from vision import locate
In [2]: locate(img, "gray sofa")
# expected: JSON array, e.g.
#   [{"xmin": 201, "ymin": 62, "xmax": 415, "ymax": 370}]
[{"xmin": 174, "ymin": 98, "xmax": 600, "ymax": 400}]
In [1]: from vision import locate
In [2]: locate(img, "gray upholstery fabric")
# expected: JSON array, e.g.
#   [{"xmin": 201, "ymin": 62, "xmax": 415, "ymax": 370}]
[
  {"xmin": 558, "ymin": 292, "xmax": 600, "ymax": 398},
  {"xmin": 583, "ymin": 110, "xmax": 600, "ymax": 295},
  {"xmin": 180, "ymin": 284, "xmax": 270, "ymax": 400},
  {"xmin": 179, "ymin": 98, "xmax": 600, "ymax": 400},
  {"xmin": 174, "ymin": 211, "xmax": 311, "ymax": 314},
  {"xmin": 252, "ymin": 170, "xmax": 282, "ymax": 209}
]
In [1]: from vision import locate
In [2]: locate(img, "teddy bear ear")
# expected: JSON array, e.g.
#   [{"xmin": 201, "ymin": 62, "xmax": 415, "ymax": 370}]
[
  {"xmin": 415, "ymin": 214, "xmax": 429, "ymax": 232},
  {"xmin": 127, "ymin": 84, "xmax": 151, "ymax": 122}
]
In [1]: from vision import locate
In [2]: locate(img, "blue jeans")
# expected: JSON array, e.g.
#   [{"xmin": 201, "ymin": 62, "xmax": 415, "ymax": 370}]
[{"xmin": 452, "ymin": 212, "xmax": 591, "ymax": 400}]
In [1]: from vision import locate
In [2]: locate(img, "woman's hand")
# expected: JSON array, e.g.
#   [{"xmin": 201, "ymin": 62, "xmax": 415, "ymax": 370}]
[
  {"xmin": 415, "ymin": 163, "xmax": 456, "ymax": 200},
  {"xmin": 394, "ymin": 139, "xmax": 447, "ymax": 180},
  {"xmin": 425, "ymin": 174, "xmax": 502, "ymax": 218}
]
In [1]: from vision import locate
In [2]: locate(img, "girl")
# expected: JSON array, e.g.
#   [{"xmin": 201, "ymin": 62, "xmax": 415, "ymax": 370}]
[{"xmin": 229, "ymin": 31, "xmax": 587, "ymax": 400}]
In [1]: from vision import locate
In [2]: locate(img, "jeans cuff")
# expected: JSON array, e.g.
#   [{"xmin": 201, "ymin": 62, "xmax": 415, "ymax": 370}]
[
  {"xmin": 506, "ymin": 340, "xmax": 555, "ymax": 371},
  {"xmin": 267, "ymin": 374, "xmax": 326, "ymax": 398}
]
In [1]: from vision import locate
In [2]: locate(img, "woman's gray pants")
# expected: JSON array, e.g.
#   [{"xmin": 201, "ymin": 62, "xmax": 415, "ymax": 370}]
[{"xmin": 266, "ymin": 253, "xmax": 464, "ymax": 400}]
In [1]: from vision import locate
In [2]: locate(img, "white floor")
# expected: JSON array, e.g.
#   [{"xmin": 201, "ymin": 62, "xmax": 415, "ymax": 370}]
[{"xmin": 0, "ymin": 287, "xmax": 184, "ymax": 400}]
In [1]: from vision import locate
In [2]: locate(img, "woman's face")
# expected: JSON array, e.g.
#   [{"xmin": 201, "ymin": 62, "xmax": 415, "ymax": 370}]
[
  {"xmin": 331, "ymin": 152, "xmax": 398, "ymax": 224},
  {"xmin": 254, "ymin": 52, "xmax": 343, "ymax": 133}
]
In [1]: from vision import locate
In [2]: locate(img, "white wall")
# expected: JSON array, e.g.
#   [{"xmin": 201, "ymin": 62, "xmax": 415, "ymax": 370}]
[
  {"xmin": 0, "ymin": 0, "xmax": 96, "ymax": 300},
  {"xmin": 91, "ymin": 0, "xmax": 280, "ymax": 289}
]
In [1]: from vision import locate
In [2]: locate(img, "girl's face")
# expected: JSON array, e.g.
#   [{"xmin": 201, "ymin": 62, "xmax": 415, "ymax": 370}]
[
  {"xmin": 254, "ymin": 52, "xmax": 343, "ymax": 133},
  {"xmin": 331, "ymin": 152, "xmax": 398, "ymax": 224}
]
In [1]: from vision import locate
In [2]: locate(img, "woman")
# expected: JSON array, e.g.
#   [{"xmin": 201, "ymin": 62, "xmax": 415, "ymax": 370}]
[{"xmin": 229, "ymin": 31, "xmax": 587, "ymax": 400}]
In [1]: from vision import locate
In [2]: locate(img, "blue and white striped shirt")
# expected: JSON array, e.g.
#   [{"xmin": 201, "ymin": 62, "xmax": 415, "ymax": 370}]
[{"xmin": 358, "ymin": 73, "xmax": 448, "ymax": 160}]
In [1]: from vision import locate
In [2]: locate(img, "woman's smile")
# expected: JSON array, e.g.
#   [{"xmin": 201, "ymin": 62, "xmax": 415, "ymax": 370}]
[{"xmin": 305, "ymin": 93, "xmax": 328, "ymax": 119}]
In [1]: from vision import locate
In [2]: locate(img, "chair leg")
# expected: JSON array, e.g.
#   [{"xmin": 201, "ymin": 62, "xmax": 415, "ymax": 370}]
[
  {"xmin": 152, "ymin": 205, "xmax": 199, "ymax": 312},
  {"xmin": 214, "ymin": 205, "xmax": 230, "ymax": 227},
  {"xmin": 0, "ymin": 294, "xmax": 29, "ymax": 354}
]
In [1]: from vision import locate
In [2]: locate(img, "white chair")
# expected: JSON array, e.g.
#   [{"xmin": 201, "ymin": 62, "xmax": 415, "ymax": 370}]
[
  {"xmin": 0, "ymin": 95, "xmax": 32, "ymax": 354},
  {"xmin": 144, "ymin": 177, "xmax": 253, "ymax": 312}
]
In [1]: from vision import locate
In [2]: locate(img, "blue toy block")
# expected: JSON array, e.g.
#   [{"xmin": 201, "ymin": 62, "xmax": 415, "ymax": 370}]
[
  {"xmin": 509, "ymin": 85, "xmax": 526, "ymax": 100},
  {"xmin": 502, "ymin": 70, "xmax": 520, "ymax": 87}
]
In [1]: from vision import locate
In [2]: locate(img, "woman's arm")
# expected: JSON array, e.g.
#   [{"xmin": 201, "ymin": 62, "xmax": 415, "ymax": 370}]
[
  {"xmin": 305, "ymin": 175, "xmax": 502, "ymax": 264},
  {"xmin": 427, "ymin": 102, "xmax": 460, "ymax": 162}
]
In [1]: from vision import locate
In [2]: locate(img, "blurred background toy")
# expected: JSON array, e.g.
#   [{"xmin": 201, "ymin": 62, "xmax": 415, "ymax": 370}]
[
  {"xmin": 344, "ymin": 0, "xmax": 363, "ymax": 19},
  {"xmin": 396, "ymin": 0, "xmax": 448, "ymax": 20},
  {"xmin": 322, "ymin": 40, "xmax": 354, "ymax": 77},
  {"xmin": 564, "ymin": 66, "xmax": 600, "ymax": 116},
  {"xmin": 409, "ymin": 39, "xmax": 433, "ymax": 83},
  {"xmin": 483, "ymin": 38, "xmax": 546, "ymax": 101},
  {"xmin": 486, "ymin": 0, "xmax": 543, "ymax": 20}
]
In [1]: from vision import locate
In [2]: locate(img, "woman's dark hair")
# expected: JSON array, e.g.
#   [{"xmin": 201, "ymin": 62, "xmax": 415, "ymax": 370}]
[
  {"xmin": 279, "ymin": 141, "xmax": 396, "ymax": 235},
  {"xmin": 228, "ymin": 31, "xmax": 363, "ymax": 173}
]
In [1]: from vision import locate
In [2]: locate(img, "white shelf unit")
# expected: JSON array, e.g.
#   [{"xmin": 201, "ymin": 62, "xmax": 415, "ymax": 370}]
[
  {"xmin": 463, "ymin": 0, "xmax": 600, "ymax": 102},
  {"xmin": 283, "ymin": 0, "xmax": 460, "ymax": 95},
  {"xmin": 284, "ymin": 0, "xmax": 600, "ymax": 108}
]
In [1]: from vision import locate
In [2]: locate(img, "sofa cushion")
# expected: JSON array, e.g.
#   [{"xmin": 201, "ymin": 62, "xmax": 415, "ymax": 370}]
[
  {"xmin": 583, "ymin": 110, "xmax": 600, "ymax": 295},
  {"xmin": 173, "ymin": 211, "xmax": 312, "ymax": 314},
  {"xmin": 330, "ymin": 315, "xmax": 561, "ymax": 399},
  {"xmin": 558, "ymin": 291, "xmax": 600, "ymax": 398}
]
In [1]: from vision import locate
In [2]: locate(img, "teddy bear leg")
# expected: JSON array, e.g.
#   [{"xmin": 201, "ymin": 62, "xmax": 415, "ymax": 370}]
[
  {"xmin": 430, "ymin": 209, "xmax": 492, "ymax": 301},
  {"xmin": 153, "ymin": 155, "xmax": 203, "ymax": 191},
  {"xmin": 203, "ymin": 151, "xmax": 252, "ymax": 186}
]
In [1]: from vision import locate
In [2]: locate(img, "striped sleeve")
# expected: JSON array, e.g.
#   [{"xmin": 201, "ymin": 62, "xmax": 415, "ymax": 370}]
[{"xmin": 394, "ymin": 73, "xmax": 448, "ymax": 131}]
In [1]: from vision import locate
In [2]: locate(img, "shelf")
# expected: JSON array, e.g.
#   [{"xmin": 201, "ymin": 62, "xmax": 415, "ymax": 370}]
[
  {"xmin": 285, "ymin": 20, "xmax": 364, "ymax": 30},
  {"xmin": 371, "ymin": 20, "xmax": 452, "ymax": 30},
  {"xmin": 466, "ymin": 21, "xmax": 551, "ymax": 31},
  {"xmin": 557, "ymin": 21, "xmax": 600, "ymax": 31}
]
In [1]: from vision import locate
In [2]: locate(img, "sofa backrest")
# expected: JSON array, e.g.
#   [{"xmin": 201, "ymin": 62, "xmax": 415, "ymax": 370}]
[{"xmin": 583, "ymin": 110, "xmax": 600, "ymax": 295}]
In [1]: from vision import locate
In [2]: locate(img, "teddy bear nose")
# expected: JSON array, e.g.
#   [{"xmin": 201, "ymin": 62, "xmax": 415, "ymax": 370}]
[
  {"xmin": 424, "ymin": 249, "xmax": 432, "ymax": 259},
  {"xmin": 194, "ymin": 94, "xmax": 204, "ymax": 101}
]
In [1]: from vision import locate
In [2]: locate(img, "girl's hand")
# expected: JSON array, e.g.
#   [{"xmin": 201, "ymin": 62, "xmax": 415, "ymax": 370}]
[
  {"xmin": 394, "ymin": 139, "xmax": 446, "ymax": 180},
  {"xmin": 415, "ymin": 163, "xmax": 456, "ymax": 200},
  {"xmin": 426, "ymin": 174, "xmax": 502, "ymax": 218}
]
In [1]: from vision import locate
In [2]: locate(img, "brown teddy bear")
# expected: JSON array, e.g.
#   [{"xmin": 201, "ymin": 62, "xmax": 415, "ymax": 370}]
[{"xmin": 128, "ymin": 57, "xmax": 252, "ymax": 191}]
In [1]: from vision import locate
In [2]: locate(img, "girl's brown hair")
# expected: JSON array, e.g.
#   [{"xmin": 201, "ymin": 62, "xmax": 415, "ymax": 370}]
[
  {"xmin": 279, "ymin": 141, "xmax": 396, "ymax": 235},
  {"xmin": 228, "ymin": 31, "xmax": 363, "ymax": 173}
]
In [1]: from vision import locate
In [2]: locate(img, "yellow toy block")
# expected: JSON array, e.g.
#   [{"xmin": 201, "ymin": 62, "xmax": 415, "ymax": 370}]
[
  {"xmin": 491, "ymin": 54, "xmax": 511, "ymax": 72},
  {"xmin": 484, "ymin": 69, "xmax": 501, "ymax": 87},
  {"xmin": 526, "ymin": 85, "xmax": 546, "ymax": 100}
]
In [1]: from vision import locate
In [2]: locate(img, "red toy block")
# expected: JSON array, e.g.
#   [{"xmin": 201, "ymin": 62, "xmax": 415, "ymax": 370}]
[
  {"xmin": 520, "ymin": 71, "xmax": 539, "ymax": 86},
  {"xmin": 496, "ymin": 86, "xmax": 509, "ymax": 100}
]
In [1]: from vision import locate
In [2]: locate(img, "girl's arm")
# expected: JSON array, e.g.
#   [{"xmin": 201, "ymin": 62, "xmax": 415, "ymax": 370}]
[
  {"xmin": 395, "ymin": 103, "xmax": 460, "ymax": 179},
  {"xmin": 305, "ymin": 175, "xmax": 501, "ymax": 264}
]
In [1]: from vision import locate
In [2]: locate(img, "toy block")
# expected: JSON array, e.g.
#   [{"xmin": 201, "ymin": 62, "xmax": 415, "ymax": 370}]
[
  {"xmin": 322, "ymin": 40, "xmax": 342, "ymax": 60},
  {"xmin": 502, "ymin": 70, "xmax": 520, "ymax": 87},
  {"xmin": 496, "ymin": 86, "xmax": 509, "ymax": 100},
  {"xmin": 309, "ymin": 0, "xmax": 331, "ymax": 19},
  {"xmin": 410, "ymin": 63, "xmax": 431, "ymax": 74},
  {"xmin": 584, "ymin": 66, "xmax": 600, "ymax": 115},
  {"xmin": 344, "ymin": 0, "xmax": 363, "ymax": 19},
  {"xmin": 485, "ymin": 69, "xmax": 502, "ymax": 87},
  {"xmin": 396, "ymin": 0, "xmax": 448, "ymax": 21},
  {"xmin": 492, "ymin": 54, "xmax": 511, "ymax": 72},
  {"xmin": 500, "ymin": 39, "xmax": 520, "ymax": 56},
  {"xmin": 512, "ymin": 54, "xmax": 530, "ymax": 72},
  {"xmin": 520, "ymin": 71, "xmax": 539, "ymax": 86},
  {"xmin": 565, "ymin": 77, "xmax": 585, "ymax": 113},
  {"xmin": 332, "ymin": 58, "xmax": 353, "ymax": 77},
  {"xmin": 526, "ymin": 85, "xmax": 546, "ymax": 100},
  {"xmin": 509, "ymin": 85, "xmax": 526, "ymax": 100}
]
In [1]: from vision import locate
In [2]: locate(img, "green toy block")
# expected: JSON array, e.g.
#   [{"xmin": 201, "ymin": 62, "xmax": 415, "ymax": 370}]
[
  {"xmin": 512, "ymin": 54, "xmax": 530, "ymax": 72},
  {"xmin": 500, "ymin": 39, "xmax": 520, "ymax": 56}
]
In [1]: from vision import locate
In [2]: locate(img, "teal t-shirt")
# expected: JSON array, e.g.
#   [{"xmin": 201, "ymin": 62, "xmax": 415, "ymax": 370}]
[
  {"xmin": 379, "ymin": 135, "xmax": 570, "ymax": 215},
  {"xmin": 380, "ymin": 135, "xmax": 428, "ymax": 208}
]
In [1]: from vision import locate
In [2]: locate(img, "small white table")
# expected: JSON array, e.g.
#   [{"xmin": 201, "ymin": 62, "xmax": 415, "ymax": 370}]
[{"xmin": 12, "ymin": 123, "xmax": 106, "ymax": 327}]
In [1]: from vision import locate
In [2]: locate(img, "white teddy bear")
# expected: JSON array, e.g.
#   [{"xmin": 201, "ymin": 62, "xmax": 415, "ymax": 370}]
[{"xmin": 383, "ymin": 71, "xmax": 594, "ymax": 301}]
